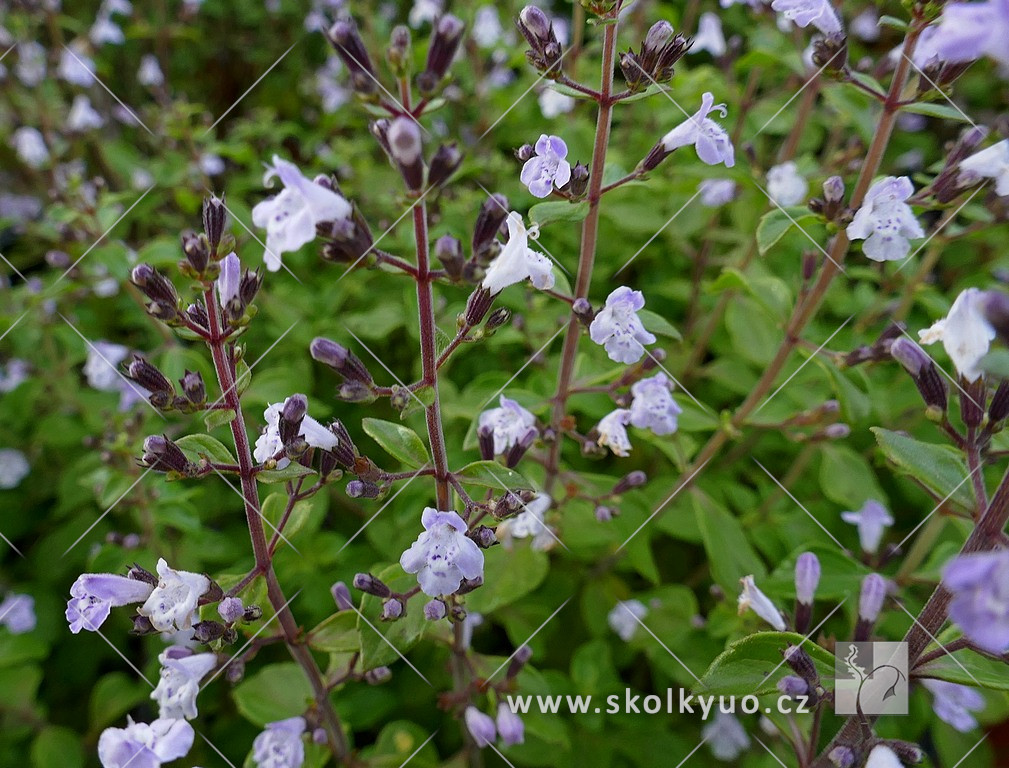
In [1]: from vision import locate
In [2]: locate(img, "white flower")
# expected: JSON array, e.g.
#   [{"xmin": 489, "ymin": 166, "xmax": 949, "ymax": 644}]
[
  {"xmin": 703, "ymin": 712, "xmax": 751, "ymax": 761},
  {"xmin": 138, "ymin": 54, "xmax": 164, "ymax": 87},
  {"xmin": 0, "ymin": 449, "xmax": 30, "ymax": 489},
  {"xmin": 0, "ymin": 593, "xmax": 36, "ymax": 634},
  {"xmin": 698, "ymin": 179, "xmax": 737, "ymax": 207},
  {"xmin": 865, "ymin": 745, "xmax": 904, "ymax": 768},
  {"xmin": 252, "ymin": 397, "xmax": 339, "ymax": 468},
  {"xmin": 846, "ymin": 176, "xmax": 924, "ymax": 262},
  {"xmin": 959, "ymin": 140, "xmax": 1009, "ymax": 196},
  {"xmin": 472, "ymin": 5, "xmax": 504, "ymax": 48},
  {"xmin": 497, "ymin": 493, "xmax": 555, "ymax": 550},
  {"xmin": 737, "ymin": 575, "xmax": 785, "ymax": 630},
  {"xmin": 91, "ymin": 18, "xmax": 125, "ymax": 45},
  {"xmin": 16, "ymin": 42, "xmax": 46, "ymax": 86},
  {"xmin": 12, "ymin": 127, "xmax": 49, "ymax": 169},
  {"xmin": 481, "ymin": 212, "xmax": 555, "ymax": 294},
  {"xmin": 199, "ymin": 153, "xmax": 225, "ymax": 176},
  {"xmin": 151, "ymin": 648, "xmax": 218, "ymax": 720},
  {"xmin": 770, "ymin": 0, "xmax": 842, "ymax": 35},
  {"xmin": 851, "ymin": 8, "xmax": 881, "ymax": 41},
  {"xmin": 597, "ymin": 409, "xmax": 632, "ymax": 457},
  {"xmin": 766, "ymin": 161, "xmax": 809, "ymax": 206},
  {"xmin": 841, "ymin": 500, "xmax": 894, "ymax": 553},
  {"xmin": 67, "ymin": 95, "xmax": 104, "ymax": 132},
  {"xmin": 478, "ymin": 395, "xmax": 537, "ymax": 455},
  {"xmin": 538, "ymin": 88, "xmax": 575, "ymax": 119},
  {"xmin": 252, "ymin": 717, "xmax": 306, "ymax": 768},
  {"xmin": 661, "ymin": 92, "xmax": 735, "ymax": 167},
  {"xmin": 691, "ymin": 13, "xmax": 726, "ymax": 57},
  {"xmin": 400, "ymin": 508, "xmax": 485, "ymax": 596},
  {"xmin": 629, "ymin": 373, "xmax": 682, "ymax": 435},
  {"xmin": 58, "ymin": 42, "xmax": 97, "ymax": 86},
  {"xmin": 84, "ymin": 341, "xmax": 130, "ymax": 391},
  {"xmin": 588, "ymin": 286, "xmax": 656, "ymax": 364},
  {"xmin": 607, "ymin": 599, "xmax": 647, "ymax": 641},
  {"xmin": 409, "ymin": 0, "xmax": 442, "ymax": 27},
  {"xmin": 98, "ymin": 717, "xmax": 194, "ymax": 768},
  {"xmin": 140, "ymin": 558, "xmax": 210, "ymax": 633},
  {"xmin": 919, "ymin": 288, "xmax": 996, "ymax": 382},
  {"xmin": 251, "ymin": 155, "xmax": 352, "ymax": 271}
]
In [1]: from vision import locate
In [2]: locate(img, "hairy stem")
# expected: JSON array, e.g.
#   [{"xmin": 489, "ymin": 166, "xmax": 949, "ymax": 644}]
[
  {"xmin": 203, "ymin": 289, "xmax": 349, "ymax": 762},
  {"xmin": 544, "ymin": 17, "xmax": 620, "ymax": 493}
]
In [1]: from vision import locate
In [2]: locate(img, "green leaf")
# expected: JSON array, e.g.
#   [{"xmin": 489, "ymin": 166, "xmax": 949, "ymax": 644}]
[
  {"xmin": 233, "ymin": 663, "xmax": 313, "ymax": 726},
  {"xmin": 234, "ymin": 358, "xmax": 252, "ymax": 396},
  {"xmin": 362, "ymin": 418, "xmax": 430, "ymax": 468},
  {"xmin": 637, "ymin": 309, "xmax": 681, "ymax": 341},
  {"xmin": 89, "ymin": 672, "xmax": 151, "ymax": 729},
  {"xmin": 694, "ymin": 632, "xmax": 836, "ymax": 696},
  {"xmin": 756, "ymin": 206, "xmax": 819, "ymax": 255},
  {"xmin": 257, "ymin": 462, "xmax": 317, "ymax": 484},
  {"xmin": 818, "ymin": 444, "xmax": 885, "ymax": 508},
  {"xmin": 454, "ymin": 460, "xmax": 533, "ymax": 490},
  {"xmin": 32, "ymin": 727, "xmax": 84, "ymax": 768},
  {"xmin": 175, "ymin": 433, "xmax": 237, "ymax": 465},
  {"xmin": 871, "ymin": 428, "xmax": 975, "ymax": 511},
  {"xmin": 902, "ymin": 102, "xmax": 972, "ymax": 122},
  {"xmin": 878, "ymin": 14, "xmax": 907, "ymax": 30},
  {"xmin": 529, "ymin": 200, "xmax": 590, "ymax": 227},
  {"xmin": 308, "ymin": 611, "xmax": 361, "ymax": 653},
  {"xmin": 204, "ymin": 408, "xmax": 236, "ymax": 431},
  {"xmin": 917, "ymin": 649, "xmax": 1009, "ymax": 691},
  {"xmin": 694, "ymin": 493, "xmax": 766, "ymax": 593},
  {"xmin": 980, "ymin": 349, "xmax": 1009, "ymax": 378},
  {"xmin": 467, "ymin": 546, "xmax": 550, "ymax": 613}
]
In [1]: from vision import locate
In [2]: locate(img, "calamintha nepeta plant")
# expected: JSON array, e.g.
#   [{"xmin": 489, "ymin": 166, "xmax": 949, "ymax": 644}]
[{"xmin": 54, "ymin": 0, "xmax": 1009, "ymax": 766}]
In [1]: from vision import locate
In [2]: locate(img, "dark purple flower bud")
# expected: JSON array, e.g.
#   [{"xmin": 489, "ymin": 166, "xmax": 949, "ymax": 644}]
[
  {"xmin": 192, "ymin": 620, "xmax": 227, "ymax": 643},
  {"xmin": 572, "ymin": 297, "xmax": 594, "ymax": 324},
  {"xmin": 881, "ymin": 741, "xmax": 924, "ymax": 764},
  {"xmin": 131, "ymin": 264, "xmax": 179, "ymax": 306},
  {"xmin": 179, "ymin": 370, "xmax": 206, "ymax": 405},
  {"xmin": 130, "ymin": 614, "xmax": 157, "ymax": 635},
  {"xmin": 353, "ymin": 572, "xmax": 392, "ymax": 597},
  {"xmin": 370, "ymin": 119, "xmax": 391, "ymax": 156},
  {"xmin": 856, "ymin": 573, "xmax": 888, "ymax": 640},
  {"xmin": 218, "ymin": 597, "xmax": 244, "ymax": 624},
  {"xmin": 640, "ymin": 141, "xmax": 673, "ymax": 172},
  {"xmin": 891, "ymin": 337, "xmax": 948, "ymax": 412},
  {"xmin": 478, "ymin": 424, "xmax": 496, "ymax": 461},
  {"xmin": 456, "ymin": 576, "xmax": 483, "ymax": 595},
  {"xmin": 595, "ymin": 505, "xmax": 614, "ymax": 522},
  {"xmin": 331, "ymin": 581, "xmax": 354, "ymax": 611},
  {"xmin": 128, "ymin": 563, "xmax": 158, "ymax": 585},
  {"xmin": 364, "ymin": 666, "xmax": 392, "ymax": 684},
  {"xmin": 242, "ymin": 604, "xmax": 263, "ymax": 622},
  {"xmin": 346, "ymin": 479, "xmax": 380, "ymax": 498},
  {"xmin": 827, "ymin": 747, "xmax": 855, "ymax": 768},
  {"xmin": 326, "ymin": 420, "xmax": 357, "ymax": 470},
  {"xmin": 811, "ymin": 33, "xmax": 847, "ymax": 72},
  {"xmin": 469, "ymin": 525, "xmax": 498, "ymax": 549},
  {"xmin": 279, "ymin": 393, "xmax": 308, "ymax": 444},
  {"xmin": 644, "ymin": 20, "xmax": 674, "ymax": 51},
  {"xmin": 327, "ymin": 19, "xmax": 378, "ymax": 95},
  {"xmin": 505, "ymin": 427, "xmax": 536, "ymax": 468},
  {"xmin": 563, "ymin": 162, "xmax": 589, "ymax": 197},
  {"xmin": 387, "ymin": 117, "xmax": 424, "ymax": 190},
  {"xmin": 982, "ymin": 290, "xmax": 1009, "ymax": 342},
  {"xmin": 180, "ymin": 230, "xmax": 210, "ymax": 273},
  {"xmin": 465, "ymin": 287, "xmax": 495, "ymax": 326},
  {"xmin": 822, "ymin": 423, "xmax": 851, "ymax": 439},
  {"xmin": 381, "ymin": 599, "xmax": 404, "ymax": 621},
  {"xmin": 473, "ymin": 194, "xmax": 509, "ymax": 256},
  {"xmin": 891, "ymin": 336, "xmax": 929, "ymax": 376},
  {"xmin": 518, "ymin": 6, "xmax": 551, "ymax": 42},
  {"xmin": 312, "ymin": 728, "xmax": 327, "ymax": 746},
  {"xmin": 428, "ymin": 142, "xmax": 463, "ymax": 188},
  {"xmin": 435, "ymin": 235, "xmax": 464, "ymax": 279},
  {"xmin": 423, "ymin": 599, "xmax": 446, "ymax": 620},
  {"xmin": 127, "ymin": 355, "xmax": 174, "ymax": 396},
  {"xmin": 507, "ymin": 644, "xmax": 533, "ymax": 678},
  {"xmin": 321, "ymin": 206, "xmax": 374, "ymax": 263},
  {"xmin": 418, "ymin": 14, "xmax": 464, "ymax": 94},
  {"xmin": 142, "ymin": 435, "xmax": 193, "ymax": 475},
  {"xmin": 225, "ymin": 659, "xmax": 245, "ymax": 684},
  {"xmin": 46, "ymin": 249, "xmax": 71, "ymax": 268},
  {"xmin": 186, "ymin": 302, "xmax": 209, "ymax": 329},
  {"xmin": 203, "ymin": 195, "xmax": 228, "ymax": 253},
  {"xmin": 485, "ymin": 307, "xmax": 512, "ymax": 331},
  {"xmin": 783, "ymin": 645, "xmax": 818, "ymax": 685},
  {"xmin": 388, "ymin": 25, "xmax": 411, "ymax": 74},
  {"xmin": 990, "ymin": 380, "xmax": 1009, "ymax": 423},
  {"xmin": 311, "ymin": 337, "xmax": 374, "ymax": 384},
  {"xmin": 777, "ymin": 675, "xmax": 809, "ymax": 697},
  {"xmin": 515, "ymin": 144, "xmax": 536, "ymax": 162},
  {"xmin": 823, "ymin": 176, "xmax": 845, "ymax": 203},
  {"xmin": 613, "ymin": 470, "xmax": 647, "ymax": 494}
]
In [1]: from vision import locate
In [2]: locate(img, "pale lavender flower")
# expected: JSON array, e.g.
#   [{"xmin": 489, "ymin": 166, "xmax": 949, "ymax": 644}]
[
  {"xmin": 691, "ymin": 13, "xmax": 726, "ymax": 57},
  {"xmin": 943, "ymin": 550, "xmax": 1009, "ymax": 654},
  {"xmin": 151, "ymin": 647, "xmax": 218, "ymax": 720},
  {"xmin": 98, "ymin": 717, "xmax": 194, "ymax": 768},
  {"xmin": 699, "ymin": 179, "xmax": 737, "ymax": 207},
  {"xmin": 958, "ymin": 140, "xmax": 1009, "ymax": 196},
  {"xmin": 400, "ymin": 508, "xmax": 484, "ymax": 596},
  {"xmin": 67, "ymin": 95, "xmax": 104, "ymax": 132},
  {"xmin": 607, "ymin": 599, "xmax": 647, "ymax": 641},
  {"xmin": 858, "ymin": 573, "xmax": 888, "ymax": 622},
  {"xmin": 766, "ymin": 161, "xmax": 808, "ymax": 206},
  {"xmin": 738, "ymin": 575, "xmax": 786, "ymax": 630},
  {"xmin": 91, "ymin": 17, "xmax": 125, "ymax": 45},
  {"xmin": 841, "ymin": 500, "xmax": 894, "ymax": 553},
  {"xmin": 481, "ymin": 212, "xmax": 554, "ymax": 293},
  {"xmin": 628, "ymin": 373, "xmax": 682, "ymax": 436},
  {"xmin": 538, "ymin": 88, "xmax": 575, "ymax": 118},
  {"xmin": 851, "ymin": 8, "xmax": 880, "ymax": 41},
  {"xmin": 423, "ymin": 599, "xmax": 446, "ymax": 620},
  {"xmin": 703, "ymin": 712, "xmax": 750, "ymax": 761},
  {"xmin": 409, "ymin": 0, "xmax": 443, "ymax": 27},
  {"xmin": 199, "ymin": 153, "xmax": 225, "ymax": 176},
  {"xmin": 0, "ymin": 359, "xmax": 29, "ymax": 393},
  {"xmin": 919, "ymin": 288, "xmax": 995, "ymax": 382},
  {"xmin": 478, "ymin": 395, "xmax": 537, "ymax": 455},
  {"xmin": 520, "ymin": 134, "xmax": 572, "ymax": 198},
  {"xmin": 314, "ymin": 58, "xmax": 350, "ymax": 113},
  {"xmin": 137, "ymin": 54, "xmax": 164, "ymax": 87},
  {"xmin": 12, "ymin": 127, "xmax": 49, "ymax": 169},
  {"xmin": 846, "ymin": 176, "xmax": 924, "ymax": 262},
  {"xmin": 496, "ymin": 493, "xmax": 554, "ymax": 550},
  {"xmin": 795, "ymin": 552, "xmax": 821, "ymax": 605},
  {"xmin": 464, "ymin": 707, "xmax": 496, "ymax": 748},
  {"xmin": 218, "ymin": 597, "xmax": 244, "ymax": 623},
  {"xmin": 15, "ymin": 42, "xmax": 46, "ymax": 86},
  {"xmin": 216, "ymin": 252, "xmax": 241, "ymax": 308},
  {"xmin": 253, "ymin": 396, "xmax": 339, "ymax": 468},
  {"xmin": 252, "ymin": 716, "xmax": 306, "ymax": 768},
  {"xmin": 931, "ymin": 0, "xmax": 1009, "ymax": 68},
  {"xmin": 661, "ymin": 92, "xmax": 735, "ymax": 167},
  {"xmin": 0, "ymin": 593, "xmax": 36, "ymax": 634},
  {"xmin": 58, "ymin": 42, "xmax": 96, "ymax": 86},
  {"xmin": 139, "ymin": 558, "xmax": 211, "ymax": 633},
  {"xmin": 66, "ymin": 572, "xmax": 154, "ymax": 634},
  {"xmin": 770, "ymin": 0, "xmax": 842, "ymax": 35},
  {"xmin": 497, "ymin": 707, "xmax": 525, "ymax": 746},
  {"xmin": 596, "ymin": 408, "xmax": 632, "ymax": 456},
  {"xmin": 922, "ymin": 679, "xmax": 985, "ymax": 732},
  {"xmin": 589, "ymin": 286, "xmax": 656, "ymax": 364},
  {"xmin": 251, "ymin": 155, "xmax": 352, "ymax": 271},
  {"xmin": 0, "ymin": 449, "xmax": 30, "ymax": 489},
  {"xmin": 84, "ymin": 341, "xmax": 130, "ymax": 391},
  {"xmin": 472, "ymin": 5, "xmax": 504, "ymax": 48}
]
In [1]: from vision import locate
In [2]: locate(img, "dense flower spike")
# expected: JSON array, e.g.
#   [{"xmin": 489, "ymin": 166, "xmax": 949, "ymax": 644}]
[
  {"xmin": 943, "ymin": 551, "xmax": 1009, "ymax": 654},
  {"xmin": 251, "ymin": 155, "xmax": 352, "ymax": 271},
  {"xmin": 660, "ymin": 92, "xmax": 735, "ymax": 167},
  {"xmin": 737, "ymin": 575, "xmax": 786, "ymax": 630},
  {"xmin": 607, "ymin": 599, "xmax": 647, "ymax": 641},
  {"xmin": 628, "ymin": 373, "xmax": 682, "ymax": 435},
  {"xmin": 252, "ymin": 716, "xmax": 306, "ymax": 768},
  {"xmin": 400, "ymin": 508, "xmax": 485, "ymax": 596},
  {"xmin": 845, "ymin": 176, "xmax": 923, "ymax": 262},
  {"xmin": 919, "ymin": 288, "xmax": 996, "ymax": 382},
  {"xmin": 97, "ymin": 717, "xmax": 194, "ymax": 768},
  {"xmin": 841, "ymin": 500, "xmax": 894, "ymax": 554},
  {"xmin": 139, "ymin": 559, "xmax": 210, "ymax": 633},
  {"xmin": 589, "ymin": 287, "xmax": 656, "ymax": 364},
  {"xmin": 520, "ymin": 134, "xmax": 571, "ymax": 198},
  {"xmin": 66, "ymin": 573, "xmax": 155, "ymax": 634},
  {"xmin": 481, "ymin": 212, "xmax": 555, "ymax": 294},
  {"xmin": 151, "ymin": 648, "xmax": 217, "ymax": 720}
]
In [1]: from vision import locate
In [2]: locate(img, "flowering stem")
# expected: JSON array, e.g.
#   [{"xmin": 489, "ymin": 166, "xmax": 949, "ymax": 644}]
[
  {"xmin": 202, "ymin": 288, "xmax": 350, "ymax": 762},
  {"xmin": 544, "ymin": 16, "xmax": 620, "ymax": 492}
]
